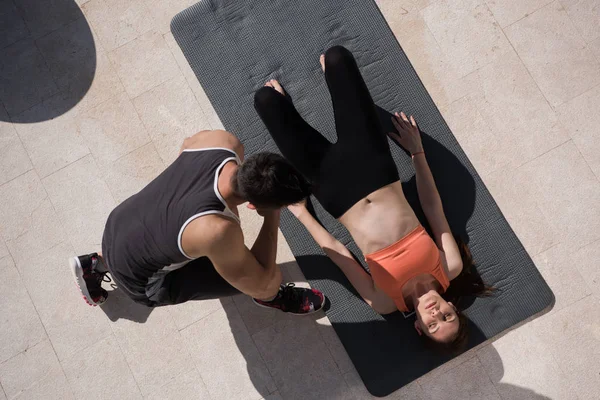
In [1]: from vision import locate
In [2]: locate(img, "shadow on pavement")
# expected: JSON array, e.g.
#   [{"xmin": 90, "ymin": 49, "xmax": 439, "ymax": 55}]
[{"xmin": 1, "ymin": 0, "xmax": 95, "ymax": 122}]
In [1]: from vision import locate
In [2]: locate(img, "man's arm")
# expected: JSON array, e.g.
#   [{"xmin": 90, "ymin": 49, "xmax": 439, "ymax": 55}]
[
  {"xmin": 194, "ymin": 219, "xmax": 282, "ymax": 300},
  {"xmin": 248, "ymin": 209, "xmax": 281, "ymax": 282}
]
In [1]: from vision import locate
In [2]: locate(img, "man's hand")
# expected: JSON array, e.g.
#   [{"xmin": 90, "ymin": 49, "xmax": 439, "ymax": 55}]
[
  {"xmin": 247, "ymin": 203, "xmax": 281, "ymax": 218},
  {"xmin": 287, "ymin": 198, "xmax": 308, "ymax": 218},
  {"xmin": 388, "ymin": 111, "xmax": 423, "ymax": 155}
]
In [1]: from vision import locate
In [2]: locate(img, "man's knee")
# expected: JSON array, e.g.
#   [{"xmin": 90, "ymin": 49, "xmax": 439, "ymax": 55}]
[{"xmin": 324, "ymin": 45, "xmax": 354, "ymax": 69}]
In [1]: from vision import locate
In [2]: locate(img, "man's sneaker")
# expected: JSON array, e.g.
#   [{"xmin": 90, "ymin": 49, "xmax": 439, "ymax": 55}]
[
  {"xmin": 252, "ymin": 283, "xmax": 325, "ymax": 315},
  {"xmin": 69, "ymin": 253, "xmax": 110, "ymax": 306}
]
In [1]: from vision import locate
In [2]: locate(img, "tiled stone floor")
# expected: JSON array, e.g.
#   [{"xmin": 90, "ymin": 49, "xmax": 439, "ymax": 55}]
[{"xmin": 1, "ymin": 0, "xmax": 599, "ymax": 399}]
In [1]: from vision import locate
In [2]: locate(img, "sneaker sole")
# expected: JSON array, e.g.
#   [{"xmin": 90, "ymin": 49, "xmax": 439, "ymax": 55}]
[
  {"xmin": 69, "ymin": 257, "xmax": 103, "ymax": 307},
  {"xmin": 252, "ymin": 295, "xmax": 326, "ymax": 316}
]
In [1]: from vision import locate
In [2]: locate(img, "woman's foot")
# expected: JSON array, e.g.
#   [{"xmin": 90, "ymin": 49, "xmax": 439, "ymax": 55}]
[
  {"xmin": 265, "ymin": 79, "xmax": 286, "ymax": 96},
  {"xmin": 320, "ymin": 54, "xmax": 325, "ymax": 72}
]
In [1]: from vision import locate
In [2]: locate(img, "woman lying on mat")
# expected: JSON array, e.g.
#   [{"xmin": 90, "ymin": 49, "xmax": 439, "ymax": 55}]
[{"xmin": 253, "ymin": 45, "xmax": 492, "ymax": 354}]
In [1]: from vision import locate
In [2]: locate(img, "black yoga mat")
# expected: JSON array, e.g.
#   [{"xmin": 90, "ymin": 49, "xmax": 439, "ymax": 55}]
[{"xmin": 171, "ymin": 0, "xmax": 554, "ymax": 396}]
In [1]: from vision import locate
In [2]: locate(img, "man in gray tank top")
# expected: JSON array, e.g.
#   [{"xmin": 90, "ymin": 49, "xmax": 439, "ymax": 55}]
[{"xmin": 68, "ymin": 129, "xmax": 325, "ymax": 315}]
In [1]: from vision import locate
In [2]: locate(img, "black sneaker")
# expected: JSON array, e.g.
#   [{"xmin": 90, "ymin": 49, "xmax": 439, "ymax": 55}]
[
  {"xmin": 252, "ymin": 283, "xmax": 325, "ymax": 315},
  {"xmin": 69, "ymin": 253, "xmax": 110, "ymax": 306}
]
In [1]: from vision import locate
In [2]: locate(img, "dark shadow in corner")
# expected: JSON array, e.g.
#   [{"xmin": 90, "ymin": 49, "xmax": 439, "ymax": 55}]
[
  {"xmin": 100, "ymin": 284, "xmax": 153, "ymax": 323},
  {"xmin": 1, "ymin": 0, "xmax": 95, "ymax": 122}
]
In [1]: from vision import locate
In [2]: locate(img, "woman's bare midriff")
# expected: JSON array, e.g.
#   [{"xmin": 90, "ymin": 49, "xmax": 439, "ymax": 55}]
[{"xmin": 338, "ymin": 181, "xmax": 420, "ymax": 255}]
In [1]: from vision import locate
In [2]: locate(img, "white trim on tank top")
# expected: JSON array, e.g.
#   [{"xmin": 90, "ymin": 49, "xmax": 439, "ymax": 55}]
[
  {"xmin": 177, "ymin": 151, "xmax": 241, "ymax": 260},
  {"xmin": 181, "ymin": 147, "xmax": 242, "ymax": 163}
]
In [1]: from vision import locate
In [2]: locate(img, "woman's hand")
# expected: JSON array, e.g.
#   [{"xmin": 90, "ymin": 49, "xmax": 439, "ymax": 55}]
[
  {"xmin": 287, "ymin": 198, "xmax": 308, "ymax": 218},
  {"xmin": 388, "ymin": 112, "xmax": 423, "ymax": 155}
]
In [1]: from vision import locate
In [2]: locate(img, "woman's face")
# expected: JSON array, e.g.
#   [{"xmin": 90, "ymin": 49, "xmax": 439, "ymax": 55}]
[{"xmin": 413, "ymin": 290, "xmax": 459, "ymax": 343}]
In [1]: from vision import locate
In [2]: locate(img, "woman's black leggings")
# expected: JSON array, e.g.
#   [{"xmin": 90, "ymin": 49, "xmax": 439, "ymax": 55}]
[{"xmin": 254, "ymin": 46, "xmax": 399, "ymax": 218}]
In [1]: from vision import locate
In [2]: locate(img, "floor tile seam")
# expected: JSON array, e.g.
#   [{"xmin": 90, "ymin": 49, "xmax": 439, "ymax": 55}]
[
  {"xmin": 161, "ymin": 32, "xmax": 216, "ymax": 128},
  {"xmin": 230, "ymin": 298, "xmax": 279, "ymax": 396},
  {"xmin": 496, "ymin": 4, "xmax": 558, "ymax": 111},
  {"xmin": 104, "ymin": 318, "xmax": 146, "ymax": 398},
  {"xmin": 8, "ymin": 240, "xmax": 78, "ymax": 400},
  {"xmin": 173, "ymin": 304, "xmax": 224, "ymax": 332},
  {"xmin": 556, "ymin": 0, "xmax": 600, "ymax": 46},
  {"xmin": 0, "ymin": 0, "xmax": 84, "ymax": 52},
  {"xmin": 495, "ymin": 0, "xmax": 555, "ymax": 30},
  {"xmin": 85, "ymin": 1, "xmax": 157, "ymax": 55}
]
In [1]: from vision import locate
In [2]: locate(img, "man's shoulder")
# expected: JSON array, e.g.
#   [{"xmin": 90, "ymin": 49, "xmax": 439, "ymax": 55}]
[
  {"xmin": 185, "ymin": 214, "xmax": 244, "ymax": 253},
  {"xmin": 182, "ymin": 130, "xmax": 244, "ymax": 160}
]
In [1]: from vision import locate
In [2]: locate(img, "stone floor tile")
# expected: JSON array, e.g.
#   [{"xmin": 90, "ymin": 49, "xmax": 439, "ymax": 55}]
[
  {"xmin": 252, "ymin": 317, "xmax": 350, "ymax": 400},
  {"xmin": 168, "ymin": 297, "xmax": 230, "ymax": 331},
  {"xmin": 422, "ymin": 0, "xmax": 511, "ymax": 77},
  {"xmin": 181, "ymin": 304, "xmax": 275, "ymax": 400},
  {"xmin": 0, "ymin": 1, "xmax": 29, "ymax": 49},
  {"xmin": 62, "ymin": 335, "xmax": 142, "ymax": 400},
  {"xmin": 314, "ymin": 314, "xmax": 354, "ymax": 374},
  {"xmin": 36, "ymin": 16, "xmax": 125, "ymax": 114},
  {"xmin": 590, "ymin": 36, "xmax": 600, "ymax": 60},
  {"xmin": 377, "ymin": 1, "xmax": 469, "ymax": 109},
  {"xmin": 570, "ymin": 239, "xmax": 600, "ymax": 295},
  {"xmin": 344, "ymin": 366, "xmax": 424, "ymax": 400},
  {"xmin": 521, "ymin": 141, "xmax": 600, "ymax": 250},
  {"xmin": 102, "ymin": 142, "xmax": 165, "ymax": 203},
  {"xmin": 505, "ymin": 1, "xmax": 600, "ymax": 107},
  {"xmin": 558, "ymin": 83, "xmax": 600, "ymax": 179},
  {"xmin": 0, "ymin": 340, "xmax": 74, "ymax": 400},
  {"xmin": 535, "ymin": 296, "xmax": 600, "ymax": 399},
  {"xmin": 13, "ymin": 94, "xmax": 89, "ymax": 178},
  {"xmin": 418, "ymin": 356, "xmax": 501, "ymax": 400},
  {"xmin": 120, "ymin": 331, "xmax": 197, "ymax": 397},
  {"xmin": 15, "ymin": 0, "xmax": 81, "ymax": 39},
  {"xmin": 16, "ymin": 242, "xmax": 113, "ymax": 361},
  {"xmin": 0, "ymin": 256, "xmax": 46, "ymax": 364},
  {"xmin": 145, "ymin": 369, "xmax": 211, "ymax": 400},
  {"xmin": 485, "ymin": 0, "xmax": 553, "ymax": 28},
  {"xmin": 465, "ymin": 49, "xmax": 570, "ymax": 171},
  {"xmin": 533, "ymin": 244, "xmax": 592, "ymax": 313},
  {"xmin": 145, "ymin": 0, "xmax": 198, "ymax": 34},
  {"xmin": 78, "ymin": 92, "xmax": 151, "ymax": 168},
  {"xmin": 82, "ymin": 0, "xmax": 154, "ymax": 52},
  {"xmin": 42, "ymin": 155, "xmax": 115, "ymax": 255},
  {"xmin": 0, "ymin": 106, "xmax": 32, "ymax": 186},
  {"xmin": 108, "ymin": 31, "xmax": 180, "ymax": 98},
  {"xmin": 0, "ymin": 170, "xmax": 65, "ymax": 263},
  {"xmin": 0, "ymin": 39, "xmax": 59, "ymax": 117},
  {"xmin": 232, "ymin": 293, "xmax": 291, "ymax": 336},
  {"xmin": 561, "ymin": 0, "xmax": 600, "ymax": 42},
  {"xmin": 163, "ymin": 32, "xmax": 224, "ymax": 130},
  {"xmin": 477, "ymin": 322, "xmax": 579, "ymax": 399},
  {"xmin": 441, "ymin": 96, "xmax": 506, "ymax": 179},
  {"xmin": 483, "ymin": 165, "xmax": 559, "ymax": 256},
  {"xmin": 0, "ymin": 240, "xmax": 8, "ymax": 259},
  {"xmin": 132, "ymin": 75, "xmax": 211, "ymax": 164},
  {"xmin": 110, "ymin": 303, "xmax": 205, "ymax": 397}
]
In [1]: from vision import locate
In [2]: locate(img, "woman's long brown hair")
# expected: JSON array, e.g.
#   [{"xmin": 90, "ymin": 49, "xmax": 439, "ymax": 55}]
[
  {"xmin": 423, "ymin": 236, "xmax": 495, "ymax": 355},
  {"xmin": 442, "ymin": 236, "xmax": 495, "ymax": 307}
]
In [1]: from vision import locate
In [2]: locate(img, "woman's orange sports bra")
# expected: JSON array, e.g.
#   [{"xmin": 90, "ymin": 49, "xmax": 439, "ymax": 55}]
[{"xmin": 365, "ymin": 225, "xmax": 450, "ymax": 312}]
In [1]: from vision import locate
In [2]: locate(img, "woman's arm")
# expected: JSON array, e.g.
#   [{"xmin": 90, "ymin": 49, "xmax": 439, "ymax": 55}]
[
  {"xmin": 288, "ymin": 201, "xmax": 397, "ymax": 314},
  {"xmin": 388, "ymin": 112, "xmax": 463, "ymax": 280}
]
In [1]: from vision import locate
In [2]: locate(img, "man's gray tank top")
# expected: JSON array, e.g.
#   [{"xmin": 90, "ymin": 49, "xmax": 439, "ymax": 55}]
[{"xmin": 102, "ymin": 148, "xmax": 241, "ymax": 298}]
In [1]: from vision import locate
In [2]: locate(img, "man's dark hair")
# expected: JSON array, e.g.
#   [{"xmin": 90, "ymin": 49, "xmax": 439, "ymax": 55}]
[{"xmin": 232, "ymin": 152, "xmax": 312, "ymax": 208}]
